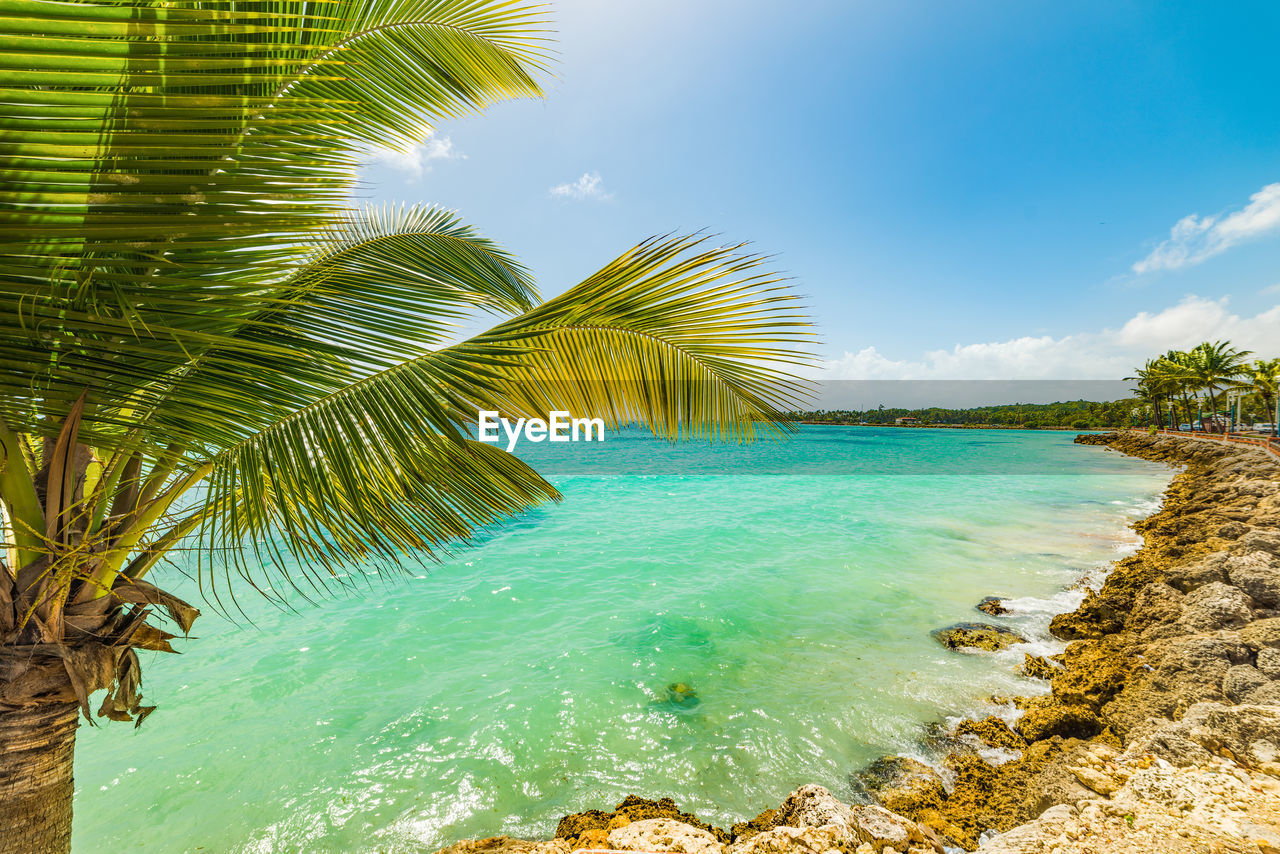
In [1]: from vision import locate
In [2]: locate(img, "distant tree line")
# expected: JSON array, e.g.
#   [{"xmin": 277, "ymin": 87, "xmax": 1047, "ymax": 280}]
[{"xmin": 792, "ymin": 398, "xmax": 1139, "ymax": 429}]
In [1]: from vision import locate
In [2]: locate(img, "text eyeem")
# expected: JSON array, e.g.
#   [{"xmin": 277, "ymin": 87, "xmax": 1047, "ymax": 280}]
[{"xmin": 477, "ymin": 411, "xmax": 605, "ymax": 451}]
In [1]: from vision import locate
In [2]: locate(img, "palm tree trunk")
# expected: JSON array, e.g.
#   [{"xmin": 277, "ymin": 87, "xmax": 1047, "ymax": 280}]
[{"xmin": 0, "ymin": 701, "xmax": 79, "ymax": 854}]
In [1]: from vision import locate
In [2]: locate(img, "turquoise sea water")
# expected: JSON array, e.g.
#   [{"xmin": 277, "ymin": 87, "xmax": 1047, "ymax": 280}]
[{"xmin": 72, "ymin": 428, "xmax": 1172, "ymax": 853}]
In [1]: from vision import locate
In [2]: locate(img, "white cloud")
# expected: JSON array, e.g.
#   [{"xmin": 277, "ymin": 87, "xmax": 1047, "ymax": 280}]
[
  {"xmin": 824, "ymin": 296, "xmax": 1280, "ymax": 381},
  {"xmin": 1261, "ymin": 282, "xmax": 1280, "ymax": 296},
  {"xmin": 365, "ymin": 136, "xmax": 464, "ymax": 179},
  {"xmin": 1133, "ymin": 182, "xmax": 1280, "ymax": 274},
  {"xmin": 550, "ymin": 171, "xmax": 612, "ymax": 201}
]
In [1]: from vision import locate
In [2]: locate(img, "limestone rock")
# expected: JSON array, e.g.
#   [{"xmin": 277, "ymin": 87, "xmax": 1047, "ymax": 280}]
[
  {"xmin": 1121, "ymin": 718, "xmax": 1213, "ymax": 767},
  {"xmin": 1019, "ymin": 654, "xmax": 1058, "ymax": 680},
  {"xmin": 434, "ymin": 838, "xmax": 570, "ymax": 854},
  {"xmin": 856, "ymin": 756, "xmax": 946, "ymax": 815},
  {"xmin": 572, "ymin": 829, "xmax": 609, "ymax": 850},
  {"xmin": 1223, "ymin": 664, "xmax": 1269, "ymax": 703},
  {"xmin": 1258, "ymin": 647, "xmax": 1280, "ymax": 679},
  {"xmin": 849, "ymin": 804, "xmax": 933, "ymax": 852},
  {"xmin": 955, "ymin": 716, "xmax": 1027, "ymax": 750},
  {"xmin": 932, "ymin": 622, "xmax": 1026, "ymax": 652},
  {"xmin": 1240, "ymin": 529, "xmax": 1280, "ymax": 557},
  {"xmin": 1241, "ymin": 617, "xmax": 1280, "ymax": 650},
  {"xmin": 1163, "ymin": 553, "xmax": 1228, "ymax": 593},
  {"xmin": 977, "ymin": 596, "xmax": 1008, "ymax": 616},
  {"xmin": 725, "ymin": 825, "xmax": 844, "ymax": 854},
  {"xmin": 1225, "ymin": 550, "xmax": 1280, "ymax": 608},
  {"xmin": 1177, "ymin": 581, "xmax": 1254, "ymax": 632},
  {"xmin": 1244, "ymin": 681, "xmax": 1280, "ymax": 705},
  {"xmin": 1016, "ymin": 703, "xmax": 1102, "ymax": 742},
  {"xmin": 1216, "ymin": 520, "xmax": 1249, "ymax": 539},
  {"xmin": 608, "ymin": 819, "xmax": 723, "ymax": 854},
  {"xmin": 1191, "ymin": 703, "xmax": 1280, "ymax": 766},
  {"xmin": 556, "ymin": 796, "xmax": 727, "ymax": 844},
  {"xmin": 771, "ymin": 785, "xmax": 858, "ymax": 836},
  {"xmin": 1125, "ymin": 582, "xmax": 1183, "ymax": 633}
]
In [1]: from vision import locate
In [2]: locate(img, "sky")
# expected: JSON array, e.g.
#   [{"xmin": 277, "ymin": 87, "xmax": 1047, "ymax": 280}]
[{"xmin": 358, "ymin": 0, "xmax": 1280, "ymax": 391}]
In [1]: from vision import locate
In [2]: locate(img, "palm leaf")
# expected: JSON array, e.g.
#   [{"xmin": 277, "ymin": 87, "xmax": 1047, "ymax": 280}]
[{"xmin": 187, "ymin": 234, "xmax": 814, "ymax": 600}]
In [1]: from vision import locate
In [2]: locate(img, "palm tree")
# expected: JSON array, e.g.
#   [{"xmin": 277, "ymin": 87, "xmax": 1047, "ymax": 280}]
[
  {"xmin": 0, "ymin": 3, "xmax": 812, "ymax": 850},
  {"xmin": 1126, "ymin": 359, "xmax": 1173, "ymax": 427},
  {"xmin": 1185, "ymin": 341, "xmax": 1253, "ymax": 429},
  {"xmin": 1248, "ymin": 358, "xmax": 1280, "ymax": 435}
]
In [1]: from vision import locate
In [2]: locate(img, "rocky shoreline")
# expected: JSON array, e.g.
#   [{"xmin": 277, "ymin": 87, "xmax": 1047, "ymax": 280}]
[{"xmin": 435, "ymin": 431, "xmax": 1280, "ymax": 854}]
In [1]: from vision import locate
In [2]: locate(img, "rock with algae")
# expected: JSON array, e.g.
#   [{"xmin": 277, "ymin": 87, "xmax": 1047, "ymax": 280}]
[
  {"xmin": 555, "ymin": 795, "xmax": 729, "ymax": 845},
  {"xmin": 931, "ymin": 622, "xmax": 1026, "ymax": 652}
]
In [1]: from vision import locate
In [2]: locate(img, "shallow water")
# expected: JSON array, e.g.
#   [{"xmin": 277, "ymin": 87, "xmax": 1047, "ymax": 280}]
[{"xmin": 72, "ymin": 428, "xmax": 1171, "ymax": 853}]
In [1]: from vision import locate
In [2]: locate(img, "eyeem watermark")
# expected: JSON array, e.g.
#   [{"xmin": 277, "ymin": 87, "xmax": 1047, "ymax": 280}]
[{"xmin": 478, "ymin": 411, "xmax": 605, "ymax": 451}]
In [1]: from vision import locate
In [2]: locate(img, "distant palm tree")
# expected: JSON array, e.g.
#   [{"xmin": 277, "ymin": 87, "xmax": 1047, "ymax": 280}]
[
  {"xmin": 1186, "ymin": 341, "xmax": 1253, "ymax": 430},
  {"xmin": 1249, "ymin": 358, "xmax": 1280, "ymax": 435},
  {"xmin": 0, "ymin": 3, "xmax": 812, "ymax": 850}
]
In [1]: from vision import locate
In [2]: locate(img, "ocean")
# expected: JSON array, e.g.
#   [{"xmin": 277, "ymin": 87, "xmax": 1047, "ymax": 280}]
[{"xmin": 72, "ymin": 427, "xmax": 1172, "ymax": 852}]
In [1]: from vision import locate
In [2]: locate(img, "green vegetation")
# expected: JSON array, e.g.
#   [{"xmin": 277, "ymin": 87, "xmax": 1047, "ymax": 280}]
[
  {"xmin": 794, "ymin": 399, "xmax": 1139, "ymax": 429},
  {"xmin": 0, "ymin": 3, "xmax": 811, "ymax": 850},
  {"xmin": 1128, "ymin": 342, "xmax": 1278, "ymax": 434}
]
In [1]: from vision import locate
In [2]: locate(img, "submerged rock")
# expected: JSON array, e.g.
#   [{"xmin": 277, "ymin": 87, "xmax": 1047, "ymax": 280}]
[
  {"xmin": 932, "ymin": 622, "xmax": 1026, "ymax": 652},
  {"xmin": 977, "ymin": 596, "xmax": 1009, "ymax": 616},
  {"xmin": 666, "ymin": 682, "xmax": 700, "ymax": 708}
]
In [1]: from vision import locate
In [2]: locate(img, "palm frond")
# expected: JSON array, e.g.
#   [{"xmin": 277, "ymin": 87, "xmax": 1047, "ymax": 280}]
[{"xmin": 186, "ymin": 234, "xmax": 814, "ymax": 599}]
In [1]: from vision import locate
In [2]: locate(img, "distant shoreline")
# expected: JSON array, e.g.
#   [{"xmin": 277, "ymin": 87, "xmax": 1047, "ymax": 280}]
[{"xmin": 796, "ymin": 421, "xmax": 1096, "ymax": 431}]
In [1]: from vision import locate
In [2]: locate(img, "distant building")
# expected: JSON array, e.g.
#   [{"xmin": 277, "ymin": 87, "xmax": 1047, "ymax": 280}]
[{"xmin": 895, "ymin": 416, "xmax": 919, "ymax": 425}]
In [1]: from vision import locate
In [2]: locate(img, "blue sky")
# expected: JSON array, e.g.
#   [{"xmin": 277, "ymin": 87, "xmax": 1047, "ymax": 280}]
[{"xmin": 359, "ymin": 0, "xmax": 1280, "ymax": 380}]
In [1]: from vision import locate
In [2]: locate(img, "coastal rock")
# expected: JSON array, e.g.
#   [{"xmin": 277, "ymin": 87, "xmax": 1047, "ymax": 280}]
[
  {"xmin": 956, "ymin": 716, "xmax": 1026, "ymax": 750},
  {"xmin": 977, "ymin": 596, "xmax": 1008, "ymax": 616},
  {"xmin": 771, "ymin": 785, "xmax": 858, "ymax": 836},
  {"xmin": 931, "ymin": 622, "xmax": 1025, "ymax": 652},
  {"xmin": 1162, "ymin": 554, "xmax": 1228, "ymax": 593},
  {"xmin": 1216, "ymin": 520, "xmax": 1249, "ymax": 539},
  {"xmin": 555, "ymin": 796, "xmax": 728, "ymax": 844},
  {"xmin": 1225, "ymin": 551, "xmax": 1280, "ymax": 608},
  {"xmin": 1244, "ymin": 681, "xmax": 1280, "ymax": 705},
  {"xmin": 1223, "ymin": 664, "xmax": 1269, "ymax": 703},
  {"xmin": 573, "ymin": 829, "xmax": 609, "ymax": 850},
  {"xmin": 432, "ymin": 838, "xmax": 570, "ymax": 854},
  {"xmin": 731, "ymin": 785, "xmax": 856, "ymax": 842},
  {"xmin": 1176, "ymin": 581, "xmax": 1254, "ymax": 632},
  {"xmin": 1050, "ymin": 636, "xmax": 1133, "ymax": 710},
  {"xmin": 1188, "ymin": 703, "xmax": 1280, "ymax": 766},
  {"xmin": 1240, "ymin": 617, "xmax": 1280, "ymax": 651},
  {"xmin": 1015, "ymin": 702, "xmax": 1102, "ymax": 742},
  {"xmin": 1049, "ymin": 590, "xmax": 1119, "ymax": 640},
  {"xmin": 608, "ymin": 819, "xmax": 723, "ymax": 854},
  {"xmin": 1258, "ymin": 647, "xmax": 1280, "ymax": 679},
  {"xmin": 848, "ymin": 804, "xmax": 934, "ymax": 852},
  {"xmin": 725, "ymin": 825, "xmax": 844, "ymax": 854},
  {"xmin": 1121, "ymin": 718, "xmax": 1213, "ymax": 767},
  {"xmin": 972, "ymin": 804, "xmax": 1076, "ymax": 854},
  {"xmin": 856, "ymin": 757, "xmax": 946, "ymax": 816},
  {"xmin": 1125, "ymin": 582, "xmax": 1183, "ymax": 636},
  {"xmin": 1019, "ymin": 654, "xmax": 1057, "ymax": 680},
  {"xmin": 1240, "ymin": 529, "xmax": 1280, "ymax": 557}
]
